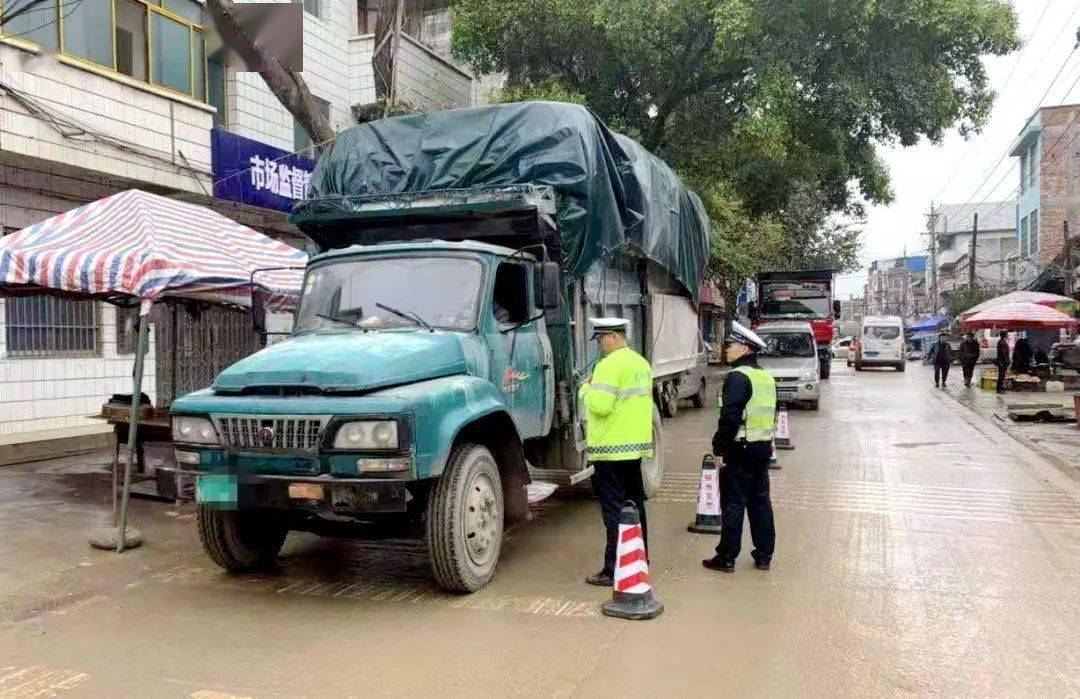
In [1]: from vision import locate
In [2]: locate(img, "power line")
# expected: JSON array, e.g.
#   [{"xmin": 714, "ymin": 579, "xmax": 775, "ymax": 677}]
[
  {"xmin": 948, "ymin": 33, "xmax": 1080, "ymax": 225},
  {"xmin": 930, "ymin": 0, "xmax": 1056, "ymax": 203}
]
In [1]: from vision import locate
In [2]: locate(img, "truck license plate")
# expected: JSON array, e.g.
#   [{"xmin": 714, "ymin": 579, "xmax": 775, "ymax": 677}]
[
  {"xmin": 196, "ymin": 474, "xmax": 238, "ymax": 508},
  {"xmin": 288, "ymin": 483, "xmax": 324, "ymax": 500}
]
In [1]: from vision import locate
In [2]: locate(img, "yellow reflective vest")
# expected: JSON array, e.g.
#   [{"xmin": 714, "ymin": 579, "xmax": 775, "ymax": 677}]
[
  {"xmin": 717, "ymin": 366, "xmax": 777, "ymax": 442},
  {"xmin": 577, "ymin": 346, "xmax": 654, "ymax": 461}
]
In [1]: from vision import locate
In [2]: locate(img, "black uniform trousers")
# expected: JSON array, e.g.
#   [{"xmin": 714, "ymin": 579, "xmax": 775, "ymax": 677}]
[
  {"xmin": 716, "ymin": 443, "xmax": 775, "ymax": 564},
  {"xmin": 934, "ymin": 364, "xmax": 950, "ymax": 386},
  {"xmin": 592, "ymin": 459, "xmax": 648, "ymax": 575},
  {"xmin": 996, "ymin": 363, "xmax": 1008, "ymax": 392}
]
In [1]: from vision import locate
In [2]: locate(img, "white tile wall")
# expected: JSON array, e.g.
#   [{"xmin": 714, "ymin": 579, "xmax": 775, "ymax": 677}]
[
  {"xmin": 347, "ymin": 34, "xmax": 472, "ymax": 114},
  {"xmin": 0, "ymin": 302, "xmax": 157, "ymax": 439},
  {"xmin": 228, "ymin": 0, "xmax": 355, "ymax": 154},
  {"xmin": 0, "ymin": 42, "xmax": 214, "ymax": 194}
]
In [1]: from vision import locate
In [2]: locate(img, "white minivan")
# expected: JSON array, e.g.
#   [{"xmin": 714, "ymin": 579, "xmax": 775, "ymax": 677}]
[{"xmin": 855, "ymin": 315, "xmax": 905, "ymax": 372}]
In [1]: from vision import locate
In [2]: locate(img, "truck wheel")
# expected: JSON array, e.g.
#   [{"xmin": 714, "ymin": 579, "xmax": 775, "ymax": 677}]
[
  {"xmin": 809, "ymin": 398, "xmax": 820, "ymax": 411},
  {"xmin": 196, "ymin": 507, "xmax": 287, "ymax": 572},
  {"xmin": 897, "ymin": 361, "xmax": 906, "ymax": 372},
  {"xmin": 820, "ymin": 357, "xmax": 831, "ymax": 380},
  {"xmin": 690, "ymin": 379, "xmax": 707, "ymax": 409},
  {"xmin": 659, "ymin": 382, "xmax": 678, "ymax": 418},
  {"xmin": 427, "ymin": 443, "xmax": 503, "ymax": 593},
  {"xmin": 641, "ymin": 406, "xmax": 665, "ymax": 498}
]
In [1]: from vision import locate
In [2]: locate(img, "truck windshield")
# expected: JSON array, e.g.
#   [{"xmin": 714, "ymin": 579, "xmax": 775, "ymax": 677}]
[
  {"xmin": 760, "ymin": 333, "xmax": 816, "ymax": 357},
  {"xmin": 760, "ymin": 282, "xmax": 829, "ymax": 318},
  {"xmin": 295, "ymin": 257, "xmax": 483, "ymax": 332}
]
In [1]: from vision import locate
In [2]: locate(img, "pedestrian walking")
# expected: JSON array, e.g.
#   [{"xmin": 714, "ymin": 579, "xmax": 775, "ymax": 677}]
[
  {"xmin": 702, "ymin": 321, "xmax": 776, "ymax": 574},
  {"xmin": 995, "ymin": 331, "xmax": 1010, "ymax": 393},
  {"xmin": 929, "ymin": 332, "xmax": 953, "ymax": 388},
  {"xmin": 578, "ymin": 318, "xmax": 654, "ymax": 587},
  {"xmin": 958, "ymin": 331, "xmax": 980, "ymax": 387}
]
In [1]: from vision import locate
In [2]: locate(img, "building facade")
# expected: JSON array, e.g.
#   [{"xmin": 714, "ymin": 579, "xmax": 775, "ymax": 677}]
[
  {"xmin": 1, "ymin": 1, "xmax": 476, "ymax": 449},
  {"xmin": 863, "ymin": 255, "xmax": 928, "ymax": 321},
  {"xmin": 1010, "ymin": 104, "xmax": 1080, "ymax": 293},
  {"xmin": 931, "ymin": 201, "xmax": 1018, "ymax": 299}
]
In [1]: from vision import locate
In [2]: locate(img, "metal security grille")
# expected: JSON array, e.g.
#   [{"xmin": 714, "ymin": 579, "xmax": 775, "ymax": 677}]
[
  {"xmin": 155, "ymin": 302, "xmax": 262, "ymax": 407},
  {"xmin": 214, "ymin": 415, "xmax": 327, "ymax": 451},
  {"xmin": 4, "ymin": 294, "xmax": 101, "ymax": 357}
]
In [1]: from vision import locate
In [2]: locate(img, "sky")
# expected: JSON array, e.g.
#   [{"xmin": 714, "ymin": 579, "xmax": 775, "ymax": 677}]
[{"xmin": 835, "ymin": 1, "xmax": 1080, "ymax": 299}]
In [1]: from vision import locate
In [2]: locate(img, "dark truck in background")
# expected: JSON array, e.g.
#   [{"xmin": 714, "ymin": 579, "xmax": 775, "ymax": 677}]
[{"xmin": 751, "ymin": 270, "xmax": 841, "ymax": 379}]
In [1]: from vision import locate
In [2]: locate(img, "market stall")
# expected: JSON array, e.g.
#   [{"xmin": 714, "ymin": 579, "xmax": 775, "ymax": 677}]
[
  {"xmin": 0, "ymin": 189, "xmax": 306, "ymax": 550},
  {"xmin": 906, "ymin": 313, "xmax": 950, "ymax": 362},
  {"xmin": 961, "ymin": 301, "xmax": 1079, "ymax": 392}
]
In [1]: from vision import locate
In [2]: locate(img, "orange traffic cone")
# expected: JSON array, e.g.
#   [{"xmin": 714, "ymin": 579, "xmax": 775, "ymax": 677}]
[
  {"xmin": 775, "ymin": 407, "xmax": 794, "ymax": 450},
  {"xmin": 602, "ymin": 501, "xmax": 664, "ymax": 621},
  {"xmin": 768, "ymin": 440, "xmax": 781, "ymax": 470},
  {"xmin": 687, "ymin": 454, "xmax": 722, "ymax": 534}
]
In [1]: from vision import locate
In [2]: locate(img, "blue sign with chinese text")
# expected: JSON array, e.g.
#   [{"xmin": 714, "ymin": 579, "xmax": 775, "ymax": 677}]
[{"xmin": 211, "ymin": 128, "xmax": 317, "ymax": 213}]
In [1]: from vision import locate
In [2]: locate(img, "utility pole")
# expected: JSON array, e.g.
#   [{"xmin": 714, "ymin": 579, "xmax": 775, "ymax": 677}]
[
  {"xmin": 925, "ymin": 202, "xmax": 940, "ymax": 312},
  {"xmin": 1066, "ymin": 219, "xmax": 1075, "ymax": 297},
  {"xmin": 901, "ymin": 246, "xmax": 908, "ymax": 320},
  {"xmin": 968, "ymin": 212, "xmax": 979, "ymax": 291}
]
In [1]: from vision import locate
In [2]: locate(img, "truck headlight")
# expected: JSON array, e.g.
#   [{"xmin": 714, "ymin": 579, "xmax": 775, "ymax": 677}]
[
  {"xmin": 172, "ymin": 416, "xmax": 219, "ymax": 445},
  {"xmin": 800, "ymin": 369, "xmax": 818, "ymax": 382},
  {"xmin": 333, "ymin": 420, "xmax": 399, "ymax": 450}
]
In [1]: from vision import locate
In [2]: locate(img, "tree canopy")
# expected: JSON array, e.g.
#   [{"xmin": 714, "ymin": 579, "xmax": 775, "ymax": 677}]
[{"xmin": 452, "ymin": 0, "xmax": 1020, "ymax": 278}]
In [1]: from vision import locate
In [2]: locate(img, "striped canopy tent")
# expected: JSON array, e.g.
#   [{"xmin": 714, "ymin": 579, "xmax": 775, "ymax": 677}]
[
  {"xmin": 960, "ymin": 291, "xmax": 1078, "ymax": 320},
  {"xmin": 0, "ymin": 189, "xmax": 307, "ymax": 308},
  {"xmin": 0, "ymin": 189, "xmax": 308, "ymax": 552}
]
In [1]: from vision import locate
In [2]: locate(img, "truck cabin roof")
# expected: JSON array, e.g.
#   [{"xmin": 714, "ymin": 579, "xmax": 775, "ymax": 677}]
[{"xmin": 309, "ymin": 239, "xmax": 537, "ymax": 265}]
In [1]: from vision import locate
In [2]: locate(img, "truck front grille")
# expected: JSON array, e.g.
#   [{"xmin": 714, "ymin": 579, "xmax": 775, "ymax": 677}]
[{"xmin": 213, "ymin": 415, "xmax": 328, "ymax": 451}]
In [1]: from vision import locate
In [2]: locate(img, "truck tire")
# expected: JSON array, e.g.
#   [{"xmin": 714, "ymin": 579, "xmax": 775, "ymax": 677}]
[
  {"xmin": 659, "ymin": 382, "xmax": 678, "ymax": 418},
  {"xmin": 641, "ymin": 406, "xmax": 665, "ymax": 498},
  {"xmin": 427, "ymin": 443, "xmax": 504, "ymax": 593},
  {"xmin": 196, "ymin": 506, "xmax": 287, "ymax": 572},
  {"xmin": 897, "ymin": 361, "xmax": 906, "ymax": 372},
  {"xmin": 690, "ymin": 379, "xmax": 707, "ymax": 409},
  {"xmin": 819, "ymin": 355, "xmax": 831, "ymax": 380}
]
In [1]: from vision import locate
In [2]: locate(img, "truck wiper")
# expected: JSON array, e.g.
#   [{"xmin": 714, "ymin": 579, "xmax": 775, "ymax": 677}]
[{"xmin": 375, "ymin": 303, "xmax": 434, "ymax": 332}]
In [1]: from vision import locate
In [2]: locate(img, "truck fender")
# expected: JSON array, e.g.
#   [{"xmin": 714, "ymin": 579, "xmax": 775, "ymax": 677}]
[{"xmin": 422, "ymin": 377, "xmax": 530, "ymax": 524}]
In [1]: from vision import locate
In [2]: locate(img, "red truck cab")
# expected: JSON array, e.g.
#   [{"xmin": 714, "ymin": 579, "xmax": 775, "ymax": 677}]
[{"xmin": 751, "ymin": 270, "xmax": 840, "ymax": 379}]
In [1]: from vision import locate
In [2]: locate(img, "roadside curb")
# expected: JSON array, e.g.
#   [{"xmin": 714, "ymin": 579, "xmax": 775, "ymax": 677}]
[{"xmin": 934, "ymin": 385, "xmax": 1080, "ymax": 485}]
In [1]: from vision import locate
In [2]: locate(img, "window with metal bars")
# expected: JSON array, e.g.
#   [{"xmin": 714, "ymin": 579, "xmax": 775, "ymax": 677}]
[{"xmin": 4, "ymin": 294, "xmax": 102, "ymax": 357}]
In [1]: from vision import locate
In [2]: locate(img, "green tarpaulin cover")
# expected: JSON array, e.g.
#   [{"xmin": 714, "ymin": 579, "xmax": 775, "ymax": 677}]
[{"xmin": 291, "ymin": 102, "xmax": 709, "ymax": 298}]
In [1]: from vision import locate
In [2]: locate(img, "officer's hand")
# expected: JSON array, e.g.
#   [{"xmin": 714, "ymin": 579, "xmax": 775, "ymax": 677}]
[{"xmin": 713, "ymin": 455, "xmax": 726, "ymax": 468}]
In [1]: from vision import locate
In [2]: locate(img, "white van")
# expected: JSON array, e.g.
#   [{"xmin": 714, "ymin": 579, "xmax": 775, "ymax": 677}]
[{"xmin": 855, "ymin": 315, "xmax": 905, "ymax": 372}]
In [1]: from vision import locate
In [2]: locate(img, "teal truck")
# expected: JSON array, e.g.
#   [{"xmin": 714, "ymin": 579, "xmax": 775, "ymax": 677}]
[{"xmin": 168, "ymin": 103, "xmax": 710, "ymax": 591}]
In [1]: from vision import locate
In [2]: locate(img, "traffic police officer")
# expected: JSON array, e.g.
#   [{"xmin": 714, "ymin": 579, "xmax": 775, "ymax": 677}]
[
  {"xmin": 578, "ymin": 317, "xmax": 654, "ymax": 587},
  {"xmin": 702, "ymin": 320, "xmax": 777, "ymax": 573}
]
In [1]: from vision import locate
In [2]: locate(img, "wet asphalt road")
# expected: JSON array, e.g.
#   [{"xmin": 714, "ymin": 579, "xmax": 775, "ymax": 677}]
[{"xmin": 2, "ymin": 360, "xmax": 1079, "ymax": 697}]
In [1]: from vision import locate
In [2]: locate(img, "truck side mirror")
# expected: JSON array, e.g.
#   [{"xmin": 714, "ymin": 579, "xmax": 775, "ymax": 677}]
[
  {"xmin": 541, "ymin": 262, "xmax": 569, "ymax": 325},
  {"xmin": 833, "ymin": 300, "xmax": 842, "ymax": 319}
]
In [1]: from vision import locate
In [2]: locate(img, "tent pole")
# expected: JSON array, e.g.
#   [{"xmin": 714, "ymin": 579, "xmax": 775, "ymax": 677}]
[{"xmin": 116, "ymin": 309, "xmax": 149, "ymax": 552}]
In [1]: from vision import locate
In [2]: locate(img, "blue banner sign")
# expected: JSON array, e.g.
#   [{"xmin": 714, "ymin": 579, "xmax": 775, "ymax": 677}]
[{"xmin": 211, "ymin": 128, "xmax": 317, "ymax": 213}]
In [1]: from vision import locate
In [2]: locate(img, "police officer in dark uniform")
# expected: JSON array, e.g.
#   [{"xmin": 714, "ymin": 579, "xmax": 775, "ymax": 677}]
[{"xmin": 703, "ymin": 321, "xmax": 777, "ymax": 573}]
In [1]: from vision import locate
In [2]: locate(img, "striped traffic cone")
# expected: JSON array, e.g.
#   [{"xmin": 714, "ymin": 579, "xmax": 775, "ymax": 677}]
[
  {"xmin": 601, "ymin": 501, "xmax": 664, "ymax": 621},
  {"xmin": 775, "ymin": 407, "xmax": 794, "ymax": 450},
  {"xmin": 768, "ymin": 440, "xmax": 781, "ymax": 470},
  {"xmin": 687, "ymin": 454, "xmax": 722, "ymax": 534}
]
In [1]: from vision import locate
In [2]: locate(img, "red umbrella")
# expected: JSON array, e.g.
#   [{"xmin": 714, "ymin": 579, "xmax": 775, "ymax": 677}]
[
  {"xmin": 961, "ymin": 301, "xmax": 1079, "ymax": 330},
  {"xmin": 961, "ymin": 291, "xmax": 1078, "ymax": 318}
]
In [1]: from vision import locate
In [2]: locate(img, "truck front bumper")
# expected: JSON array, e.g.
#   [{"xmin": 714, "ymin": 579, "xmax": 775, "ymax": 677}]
[{"xmin": 157, "ymin": 465, "xmax": 410, "ymax": 515}]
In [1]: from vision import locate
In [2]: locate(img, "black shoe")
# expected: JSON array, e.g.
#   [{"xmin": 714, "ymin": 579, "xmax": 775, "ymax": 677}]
[
  {"xmin": 702, "ymin": 556, "xmax": 735, "ymax": 573},
  {"xmin": 585, "ymin": 571, "xmax": 613, "ymax": 587},
  {"xmin": 934, "ymin": 382, "xmax": 939, "ymax": 387},
  {"xmin": 754, "ymin": 560, "xmax": 771, "ymax": 571}
]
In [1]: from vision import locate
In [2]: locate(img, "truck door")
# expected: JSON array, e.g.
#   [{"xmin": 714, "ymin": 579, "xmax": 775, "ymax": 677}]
[{"xmin": 490, "ymin": 261, "xmax": 553, "ymax": 439}]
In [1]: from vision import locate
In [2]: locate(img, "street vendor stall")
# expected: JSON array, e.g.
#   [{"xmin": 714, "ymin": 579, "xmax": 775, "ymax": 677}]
[
  {"xmin": 961, "ymin": 301, "xmax": 1079, "ymax": 392},
  {"xmin": 0, "ymin": 189, "xmax": 306, "ymax": 550}
]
